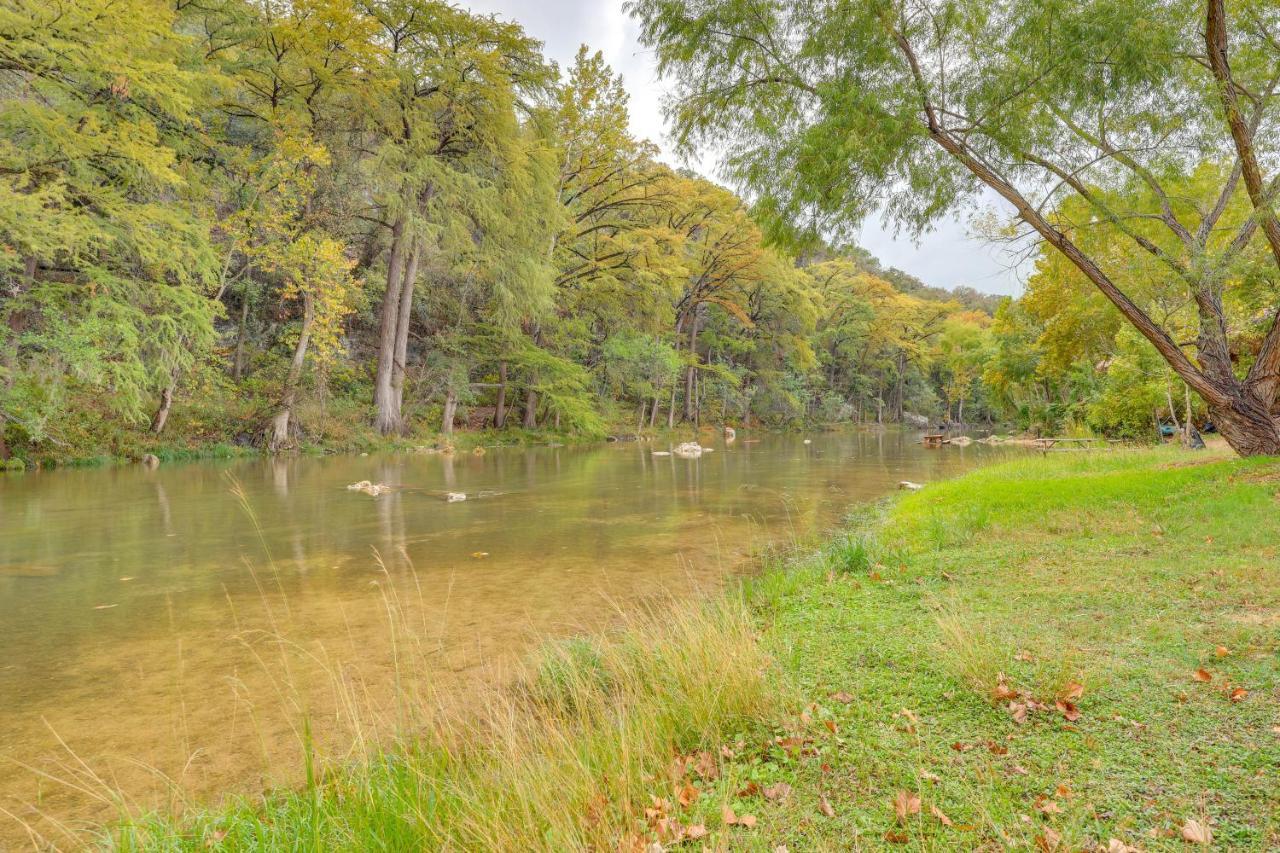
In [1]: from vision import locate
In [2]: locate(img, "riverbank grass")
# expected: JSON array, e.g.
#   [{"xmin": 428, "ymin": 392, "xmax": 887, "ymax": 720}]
[
  {"xmin": 108, "ymin": 449, "xmax": 1278, "ymax": 850},
  {"xmin": 734, "ymin": 449, "xmax": 1279, "ymax": 850}
]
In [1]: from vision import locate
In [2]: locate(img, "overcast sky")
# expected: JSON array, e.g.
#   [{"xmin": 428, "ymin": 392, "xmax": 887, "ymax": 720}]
[{"xmin": 461, "ymin": 0, "xmax": 1026, "ymax": 296}]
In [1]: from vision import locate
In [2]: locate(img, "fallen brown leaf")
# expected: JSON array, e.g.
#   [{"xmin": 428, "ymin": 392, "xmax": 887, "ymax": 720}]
[
  {"xmin": 1215, "ymin": 645, "xmax": 1230, "ymax": 657},
  {"xmin": 763, "ymin": 782, "xmax": 792, "ymax": 802},
  {"xmin": 693, "ymin": 751, "xmax": 719, "ymax": 781},
  {"xmin": 685, "ymin": 824, "xmax": 707, "ymax": 840},
  {"xmin": 1181, "ymin": 818, "xmax": 1212, "ymax": 844},
  {"xmin": 824, "ymin": 719, "xmax": 838, "ymax": 734},
  {"xmin": 930, "ymin": 804, "xmax": 954, "ymax": 827},
  {"xmin": 883, "ymin": 830, "xmax": 909, "ymax": 844},
  {"xmin": 1055, "ymin": 698, "xmax": 1081, "ymax": 722},
  {"xmin": 1035, "ymin": 827, "xmax": 1062, "ymax": 851},
  {"xmin": 677, "ymin": 782, "xmax": 699, "ymax": 808},
  {"xmin": 1229, "ymin": 686, "xmax": 1249, "ymax": 702},
  {"xmin": 1060, "ymin": 682, "xmax": 1084, "ymax": 701},
  {"xmin": 919, "ymin": 769, "xmax": 940, "ymax": 783},
  {"xmin": 1193, "ymin": 668, "xmax": 1212, "ymax": 683},
  {"xmin": 818, "ymin": 795, "xmax": 836, "ymax": 818},
  {"xmin": 893, "ymin": 790, "xmax": 922, "ymax": 822},
  {"xmin": 1034, "ymin": 796, "xmax": 1062, "ymax": 815},
  {"xmin": 831, "ymin": 690, "xmax": 855, "ymax": 703},
  {"xmin": 1106, "ymin": 839, "xmax": 1138, "ymax": 853},
  {"xmin": 1055, "ymin": 783, "xmax": 1073, "ymax": 799},
  {"xmin": 738, "ymin": 814, "xmax": 757, "ymax": 829}
]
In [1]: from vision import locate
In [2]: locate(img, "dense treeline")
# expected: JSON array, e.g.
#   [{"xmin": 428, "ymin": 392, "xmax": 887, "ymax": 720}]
[{"xmin": 1, "ymin": 0, "xmax": 1019, "ymax": 463}]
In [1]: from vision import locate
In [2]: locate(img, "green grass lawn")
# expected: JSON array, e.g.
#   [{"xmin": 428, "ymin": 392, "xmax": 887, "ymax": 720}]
[
  {"xmin": 106, "ymin": 449, "xmax": 1279, "ymax": 851},
  {"xmin": 707, "ymin": 449, "xmax": 1280, "ymax": 850}
]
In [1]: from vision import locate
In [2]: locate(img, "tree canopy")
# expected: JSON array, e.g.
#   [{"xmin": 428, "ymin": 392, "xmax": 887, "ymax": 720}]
[
  {"xmin": 13, "ymin": 0, "xmax": 1258, "ymax": 462},
  {"xmin": 628, "ymin": 0, "xmax": 1280, "ymax": 454}
]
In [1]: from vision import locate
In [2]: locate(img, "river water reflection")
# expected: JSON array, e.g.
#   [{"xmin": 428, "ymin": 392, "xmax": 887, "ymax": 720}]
[{"xmin": 0, "ymin": 429, "xmax": 1000, "ymax": 843}]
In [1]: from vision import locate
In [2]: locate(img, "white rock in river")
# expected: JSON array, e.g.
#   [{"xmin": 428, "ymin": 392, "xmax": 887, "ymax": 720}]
[
  {"xmin": 347, "ymin": 480, "xmax": 390, "ymax": 497},
  {"xmin": 898, "ymin": 480, "xmax": 924, "ymax": 491},
  {"xmin": 444, "ymin": 491, "xmax": 467, "ymax": 502},
  {"xmin": 672, "ymin": 441, "xmax": 704, "ymax": 458},
  {"xmin": 652, "ymin": 450, "xmax": 672, "ymax": 457}
]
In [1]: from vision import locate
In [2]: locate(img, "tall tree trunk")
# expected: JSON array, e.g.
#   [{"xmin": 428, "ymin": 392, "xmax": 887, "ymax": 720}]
[
  {"xmin": 441, "ymin": 385, "xmax": 457, "ymax": 436},
  {"xmin": 523, "ymin": 386, "xmax": 538, "ymax": 429},
  {"xmin": 895, "ymin": 350, "xmax": 906, "ymax": 422},
  {"xmin": 649, "ymin": 393, "xmax": 660, "ymax": 428},
  {"xmin": 374, "ymin": 216, "xmax": 409, "ymax": 435},
  {"xmin": 494, "ymin": 361, "xmax": 508, "ymax": 428},
  {"xmin": 637, "ymin": 401, "xmax": 647, "ymax": 433},
  {"xmin": 390, "ymin": 238, "xmax": 422, "ymax": 424},
  {"xmin": 269, "ymin": 295, "xmax": 313, "ymax": 452},
  {"xmin": 683, "ymin": 312, "xmax": 699, "ymax": 422},
  {"xmin": 151, "ymin": 375, "xmax": 176, "ymax": 435}
]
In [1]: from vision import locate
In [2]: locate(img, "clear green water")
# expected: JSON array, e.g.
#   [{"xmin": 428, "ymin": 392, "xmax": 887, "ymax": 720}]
[{"xmin": 0, "ymin": 430, "xmax": 998, "ymax": 842}]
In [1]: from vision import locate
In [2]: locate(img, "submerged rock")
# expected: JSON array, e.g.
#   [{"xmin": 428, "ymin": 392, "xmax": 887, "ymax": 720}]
[
  {"xmin": 672, "ymin": 441, "xmax": 704, "ymax": 458},
  {"xmin": 898, "ymin": 480, "xmax": 924, "ymax": 491},
  {"xmin": 652, "ymin": 450, "xmax": 672, "ymax": 457},
  {"xmin": 141, "ymin": 454, "xmax": 160, "ymax": 468},
  {"xmin": 444, "ymin": 491, "xmax": 467, "ymax": 502},
  {"xmin": 347, "ymin": 480, "xmax": 390, "ymax": 497},
  {"xmin": 950, "ymin": 435, "xmax": 973, "ymax": 447}
]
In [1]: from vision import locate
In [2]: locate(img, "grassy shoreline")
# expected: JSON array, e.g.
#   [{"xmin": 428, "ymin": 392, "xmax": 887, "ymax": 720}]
[{"xmin": 101, "ymin": 449, "xmax": 1278, "ymax": 850}]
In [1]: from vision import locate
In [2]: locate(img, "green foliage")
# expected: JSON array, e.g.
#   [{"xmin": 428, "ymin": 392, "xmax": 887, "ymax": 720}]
[{"xmin": 2, "ymin": 0, "xmax": 1035, "ymax": 464}]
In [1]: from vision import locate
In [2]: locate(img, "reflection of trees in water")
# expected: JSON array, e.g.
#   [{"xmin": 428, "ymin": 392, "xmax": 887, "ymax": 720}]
[
  {"xmin": 0, "ymin": 435, "xmax": 1002, "ymax": 728},
  {"xmin": 0, "ymin": 434, "xmax": 1007, "ymax": 842}
]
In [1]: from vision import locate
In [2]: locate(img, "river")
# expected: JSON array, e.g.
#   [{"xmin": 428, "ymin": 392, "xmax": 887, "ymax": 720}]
[{"xmin": 0, "ymin": 429, "xmax": 998, "ymax": 845}]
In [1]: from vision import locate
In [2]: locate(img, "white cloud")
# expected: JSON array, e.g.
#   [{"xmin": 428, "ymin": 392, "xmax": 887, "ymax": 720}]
[{"xmin": 460, "ymin": 0, "xmax": 1026, "ymax": 295}]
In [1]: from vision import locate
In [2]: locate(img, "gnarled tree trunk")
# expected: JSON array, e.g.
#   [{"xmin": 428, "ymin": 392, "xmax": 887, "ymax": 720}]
[
  {"xmin": 151, "ymin": 376, "xmax": 176, "ymax": 435},
  {"xmin": 374, "ymin": 215, "xmax": 409, "ymax": 435},
  {"xmin": 390, "ymin": 237, "xmax": 422, "ymax": 425},
  {"xmin": 494, "ymin": 361, "xmax": 508, "ymax": 428},
  {"xmin": 268, "ymin": 293, "xmax": 314, "ymax": 452},
  {"xmin": 441, "ymin": 386, "xmax": 457, "ymax": 436}
]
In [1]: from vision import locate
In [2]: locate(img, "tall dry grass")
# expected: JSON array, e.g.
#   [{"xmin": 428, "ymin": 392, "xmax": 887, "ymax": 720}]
[{"xmin": 108, "ymin": 594, "xmax": 782, "ymax": 851}]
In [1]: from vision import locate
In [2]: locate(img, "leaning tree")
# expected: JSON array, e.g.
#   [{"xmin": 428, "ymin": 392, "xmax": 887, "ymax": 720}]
[{"xmin": 628, "ymin": 0, "xmax": 1280, "ymax": 455}]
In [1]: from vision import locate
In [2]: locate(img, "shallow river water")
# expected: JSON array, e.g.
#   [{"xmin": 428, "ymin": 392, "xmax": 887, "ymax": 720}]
[{"xmin": 0, "ymin": 430, "xmax": 999, "ymax": 845}]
